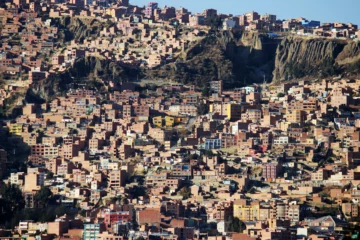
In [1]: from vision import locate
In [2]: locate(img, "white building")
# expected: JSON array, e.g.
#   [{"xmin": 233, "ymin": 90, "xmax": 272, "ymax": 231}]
[
  {"xmin": 273, "ymin": 136, "xmax": 289, "ymax": 145},
  {"xmin": 217, "ymin": 221, "xmax": 226, "ymax": 234},
  {"xmin": 223, "ymin": 19, "xmax": 236, "ymax": 30}
]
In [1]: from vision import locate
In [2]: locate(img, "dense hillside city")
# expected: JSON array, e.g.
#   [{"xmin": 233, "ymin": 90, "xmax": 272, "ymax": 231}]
[{"xmin": 1, "ymin": 0, "xmax": 360, "ymax": 240}]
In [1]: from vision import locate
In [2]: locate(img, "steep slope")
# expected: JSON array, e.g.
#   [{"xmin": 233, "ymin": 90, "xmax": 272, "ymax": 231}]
[
  {"xmin": 26, "ymin": 56, "xmax": 141, "ymax": 103},
  {"xmin": 70, "ymin": 56, "xmax": 141, "ymax": 81},
  {"xmin": 273, "ymin": 37, "xmax": 360, "ymax": 82},
  {"xmin": 26, "ymin": 72, "xmax": 73, "ymax": 103},
  {"xmin": 56, "ymin": 16, "xmax": 114, "ymax": 43},
  {"xmin": 145, "ymin": 31, "xmax": 280, "ymax": 88}
]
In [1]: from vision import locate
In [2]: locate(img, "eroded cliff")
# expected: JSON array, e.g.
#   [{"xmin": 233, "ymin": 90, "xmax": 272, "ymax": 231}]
[
  {"xmin": 273, "ymin": 37, "xmax": 360, "ymax": 82},
  {"xmin": 145, "ymin": 31, "xmax": 279, "ymax": 88},
  {"xmin": 56, "ymin": 16, "xmax": 113, "ymax": 43},
  {"xmin": 26, "ymin": 56, "xmax": 141, "ymax": 104}
]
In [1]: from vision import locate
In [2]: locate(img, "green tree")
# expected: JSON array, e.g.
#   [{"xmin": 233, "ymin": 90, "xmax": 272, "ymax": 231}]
[
  {"xmin": 197, "ymin": 102, "xmax": 209, "ymax": 115},
  {"xmin": 178, "ymin": 186, "xmax": 191, "ymax": 199},
  {"xmin": 205, "ymin": 150, "xmax": 214, "ymax": 158},
  {"xmin": 34, "ymin": 186, "xmax": 53, "ymax": 208},
  {"xmin": 54, "ymin": 205, "xmax": 66, "ymax": 217},
  {"xmin": 202, "ymin": 85, "xmax": 211, "ymax": 97},
  {"xmin": 79, "ymin": 209, "xmax": 87, "ymax": 217},
  {"xmin": 277, "ymin": 92, "xmax": 285, "ymax": 98},
  {"xmin": 226, "ymin": 216, "xmax": 245, "ymax": 233},
  {"xmin": 46, "ymin": 172, "xmax": 54, "ymax": 179},
  {"xmin": 0, "ymin": 183, "xmax": 25, "ymax": 225},
  {"xmin": 320, "ymin": 58, "xmax": 336, "ymax": 77}
]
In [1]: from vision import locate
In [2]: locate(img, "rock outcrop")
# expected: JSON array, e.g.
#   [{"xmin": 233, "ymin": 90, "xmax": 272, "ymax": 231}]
[
  {"xmin": 273, "ymin": 37, "xmax": 360, "ymax": 82},
  {"xmin": 145, "ymin": 31, "xmax": 279, "ymax": 88},
  {"xmin": 26, "ymin": 56, "xmax": 141, "ymax": 103},
  {"xmin": 71, "ymin": 56, "xmax": 141, "ymax": 81},
  {"xmin": 56, "ymin": 17, "xmax": 113, "ymax": 43},
  {"xmin": 27, "ymin": 72, "xmax": 73, "ymax": 103}
]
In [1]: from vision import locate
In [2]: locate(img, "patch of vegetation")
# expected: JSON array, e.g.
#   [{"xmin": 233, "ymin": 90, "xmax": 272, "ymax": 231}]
[
  {"xmin": 178, "ymin": 186, "xmax": 191, "ymax": 199},
  {"xmin": 226, "ymin": 216, "xmax": 245, "ymax": 233},
  {"xmin": 197, "ymin": 102, "xmax": 209, "ymax": 115}
]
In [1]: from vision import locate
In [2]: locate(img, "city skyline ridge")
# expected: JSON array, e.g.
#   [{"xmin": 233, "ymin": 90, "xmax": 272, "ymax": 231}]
[{"xmin": 131, "ymin": 0, "xmax": 360, "ymax": 26}]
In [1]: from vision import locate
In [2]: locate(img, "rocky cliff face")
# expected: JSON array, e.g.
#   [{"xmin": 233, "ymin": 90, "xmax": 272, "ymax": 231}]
[
  {"xmin": 145, "ymin": 31, "xmax": 279, "ymax": 88},
  {"xmin": 56, "ymin": 17, "xmax": 113, "ymax": 43},
  {"xmin": 150, "ymin": 32, "xmax": 360, "ymax": 87},
  {"xmin": 71, "ymin": 56, "xmax": 141, "ymax": 81},
  {"xmin": 224, "ymin": 31, "xmax": 279, "ymax": 86},
  {"xmin": 26, "ymin": 56, "xmax": 141, "ymax": 103},
  {"xmin": 27, "ymin": 73, "xmax": 70, "ymax": 102},
  {"xmin": 273, "ymin": 37, "xmax": 360, "ymax": 82}
]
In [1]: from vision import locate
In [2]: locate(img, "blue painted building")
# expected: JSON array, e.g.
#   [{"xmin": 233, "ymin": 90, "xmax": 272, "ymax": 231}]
[{"xmin": 204, "ymin": 138, "xmax": 222, "ymax": 150}]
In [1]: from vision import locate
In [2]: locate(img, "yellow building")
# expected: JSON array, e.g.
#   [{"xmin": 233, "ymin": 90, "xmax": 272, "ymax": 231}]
[
  {"xmin": 278, "ymin": 120, "xmax": 291, "ymax": 132},
  {"xmin": 233, "ymin": 201, "xmax": 260, "ymax": 221},
  {"xmin": 153, "ymin": 116, "xmax": 186, "ymax": 128},
  {"xmin": 9, "ymin": 124, "xmax": 22, "ymax": 135},
  {"xmin": 286, "ymin": 110, "xmax": 304, "ymax": 123},
  {"xmin": 227, "ymin": 104, "xmax": 242, "ymax": 121},
  {"xmin": 153, "ymin": 116, "xmax": 163, "ymax": 128},
  {"xmin": 209, "ymin": 103, "xmax": 228, "ymax": 116},
  {"xmin": 165, "ymin": 116, "xmax": 175, "ymax": 127},
  {"xmin": 209, "ymin": 103, "xmax": 242, "ymax": 120}
]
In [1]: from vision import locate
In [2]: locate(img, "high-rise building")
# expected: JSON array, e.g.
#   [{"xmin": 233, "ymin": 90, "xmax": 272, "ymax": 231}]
[
  {"xmin": 244, "ymin": 11, "xmax": 260, "ymax": 23},
  {"xmin": 263, "ymin": 163, "xmax": 282, "ymax": 181},
  {"xmin": 261, "ymin": 14, "xmax": 277, "ymax": 23},
  {"xmin": 83, "ymin": 224, "xmax": 101, "ymax": 240},
  {"xmin": 233, "ymin": 199, "xmax": 260, "ymax": 221},
  {"xmin": 24, "ymin": 172, "xmax": 45, "ymax": 192},
  {"xmin": 203, "ymin": 8, "xmax": 217, "ymax": 19},
  {"xmin": 108, "ymin": 170, "xmax": 126, "ymax": 188},
  {"xmin": 287, "ymin": 204, "xmax": 300, "ymax": 225},
  {"xmin": 210, "ymin": 80, "xmax": 223, "ymax": 94}
]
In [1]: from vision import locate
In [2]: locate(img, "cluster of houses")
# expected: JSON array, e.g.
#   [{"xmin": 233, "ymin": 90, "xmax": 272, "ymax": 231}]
[
  {"xmin": 0, "ymin": 76, "xmax": 360, "ymax": 239},
  {"xmin": 1, "ymin": 0, "xmax": 360, "ymax": 239},
  {"xmin": 1, "ymin": 0, "xmax": 360, "ymax": 107}
]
